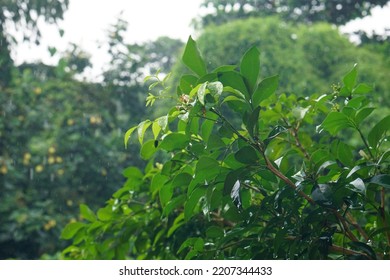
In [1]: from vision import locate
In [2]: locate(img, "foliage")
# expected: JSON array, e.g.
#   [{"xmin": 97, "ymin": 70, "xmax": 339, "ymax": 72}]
[
  {"xmin": 0, "ymin": 0, "xmax": 69, "ymax": 87},
  {"xmin": 180, "ymin": 17, "xmax": 390, "ymax": 106},
  {"xmin": 195, "ymin": 0, "xmax": 389, "ymax": 28},
  {"xmin": 0, "ymin": 15, "xmax": 184, "ymax": 259},
  {"xmin": 62, "ymin": 37, "xmax": 390, "ymax": 260}
]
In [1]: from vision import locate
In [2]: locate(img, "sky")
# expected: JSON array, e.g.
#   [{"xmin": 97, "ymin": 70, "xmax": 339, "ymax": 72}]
[{"xmin": 11, "ymin": 0, "xmax": 390, "ymax": 81}]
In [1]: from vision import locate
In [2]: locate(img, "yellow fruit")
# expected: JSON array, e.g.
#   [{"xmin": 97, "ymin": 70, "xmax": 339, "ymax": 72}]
[{"xmin": 35, "ymin": 165, "xmax": 44, "ymax": 173}]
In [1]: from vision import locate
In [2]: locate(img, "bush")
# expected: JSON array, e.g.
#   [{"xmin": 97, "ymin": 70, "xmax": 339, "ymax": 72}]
[{"xmin": 61, "ymin": 37, "xmax": 390, "ymax": 260}]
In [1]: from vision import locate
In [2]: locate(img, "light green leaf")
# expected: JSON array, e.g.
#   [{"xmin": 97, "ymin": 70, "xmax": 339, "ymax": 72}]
[
  {"xmin": 355, "ymin": 107, "xmax": 375, "ymax": 125},
  {"xmin": 159, "ymin": 133, "xmax": 189, "ymax": 151},
  {"xmin": 353, "ymin": 83, "xmax": 373, "ymax": 95},
  {"xmin": 182, "ymin": 36, "xmax": 207, "ymax": 77},
  {"xmin": 197, "ymin": 82, "xmax": 207, "ymax": 105},
  {"xmin": 180, "ymin": 74, "xmax": 198, "ymax": 93},
  {"xmin": 137, "ymin": 120, "xmax": 152, "ymax": 144},
  {"xmin": 61, "ymin": 222, "xmax": 84, "ymax": 240},
  {"xmin": 252, "ymin": 75, "xmax": 279, "ymax": 107},
  {"xmin": 140, "ymin": 139, "xmax": 158, "ymax": 160},
  {"xmin": 343, "ymin": 64, "xmax": 358, "ymax": 91},
  {"xmin": 80, "ymin": 204, "xmax": 96, "ymax": 222},
  {"xmin": 124, "ymin": 125, "xmax": 137, "ymax": 148}
]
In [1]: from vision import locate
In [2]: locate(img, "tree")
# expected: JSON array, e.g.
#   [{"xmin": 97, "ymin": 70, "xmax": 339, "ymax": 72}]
[
  {"xmin": 195, "ymin": 0, "xmax": 389, "ymax": 28},
  {"xmin": 61, "ymin": 37, "xmax": 390, "ymax": 260},
  {"xmin": 0, "ymin": 0, "xmax": 69, "ymax": 87}
]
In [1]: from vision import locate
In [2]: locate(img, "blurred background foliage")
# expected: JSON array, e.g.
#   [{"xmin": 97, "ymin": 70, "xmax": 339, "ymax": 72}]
[{"xmin": 0, "ymin": 0, "xmax": 389, "ymax": 259}]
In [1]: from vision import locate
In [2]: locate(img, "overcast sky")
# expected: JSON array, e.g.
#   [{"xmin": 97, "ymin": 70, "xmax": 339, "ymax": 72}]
[{"xmin": 12, "ymin": 0, "xmax": 390, "ymax": 80}]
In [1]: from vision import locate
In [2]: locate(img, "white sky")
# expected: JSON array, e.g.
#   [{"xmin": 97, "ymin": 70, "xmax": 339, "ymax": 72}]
[{"xmin": 11, "ymin": 0, "xmax": 390, "ymax": 81}]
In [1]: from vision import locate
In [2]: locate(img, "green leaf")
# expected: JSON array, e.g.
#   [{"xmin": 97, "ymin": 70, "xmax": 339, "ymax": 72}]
[
  {"xmin": 218, "ymin": 71, "xmax": 249, "ymax": 100},
  {"xmin": 264, "ymin": 125, "xmax": 287, "ymax": 146},
  {"xmin": 184, "ymin": 187, "xmax": 206, "ymax": 221},
  {"xmin": 245, "ymin": 106, "xmax": 261, "ymax": 137},
  {"xmin": 337, "ymin": 142, "xmax": 353, "ymax": 167},
  {"xmin": 343, "ymin": 64, "xmax": 358, "ymax": 92},
  {"xmin": 208, "ymin": 81, "xmax": 223, "ymax": 98},
  {"xmin": 369, "ymin": 174, "xmax": 390, "ymax": 189},
  {"xmin": 140, "ymin": 139, "xmax": 158, "ymax": 160},
  {"xmin": 353, "ymin": 83, "xmax": 373, "ymax": 95},
  {"xmin": 137, "ymin": 120, "xmax": 152, "ymax": 144},
  {"xmin": 159, "ymin": 133, "xmax": 189, "ymax": 151},
  {"xmin": 182, "ymin": 36, "xmax": 207, "ymax": 77},
  {"xmin": 179, "ymin": 74, "xmax": 198, "ymax": 93},
  {"xmin": 235, "ymin": 145, "xmax": 259, "ymax": 164},
  {"xmin": 160, "ymin": 182, "xmax": 174, "ymax": 207},
  {"xmin": 122, "ymin": 166, "xmax": 143, "ymax": 179},
  {"xmin": 79, "ymin": 204, "xmax": 96, "ymax": 222},
  {"xmin": 195, "ymin": 157, "xmax": 220, "ymax": 182},
  {"xmin": 201, "ymin": 119, "xmax": 214, "ymax": 143},
  {"xmin": 206, "ymin": 226, "xmax": 224, "ymax": 238},
  {"xmin": 240, "ymin": 46, "xmax": 260, "ymax": 94},
  {"xmin": 124, "ymin": 125, "xmax": 137, "ymax": 148},
  {"xmin": 197, "ymin": 82, "xmax": 207, "ymax": 105},
  {"xmin": 348, "ymin": 178, "xmax": 366, "ymax": 194},
  {"xmin": 252, "ymin": 75, "xmax": 279, "ymax": 107},
  {"xmin": 355, "ymin": 107, "xmax": 375, "ymax": 125},
  {"xmin": 97, "ymin": 206, "xmax": 113, "ymax": 221},
  {"xmin": 61, "ymin": 222, "xmax": 85, "ymax": 240},
  {"xmin": 320, "ymin": 112, "xmax": 354, "ymax": 135},
  {"xmin": 368, "ymin": 115, "xmax": 390, "ymax": 148}
]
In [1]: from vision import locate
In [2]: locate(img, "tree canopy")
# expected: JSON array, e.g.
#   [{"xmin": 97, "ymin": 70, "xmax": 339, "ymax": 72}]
[{"xmin": 196, "ymin": 0, "xmax": 390, "ymax": 28}]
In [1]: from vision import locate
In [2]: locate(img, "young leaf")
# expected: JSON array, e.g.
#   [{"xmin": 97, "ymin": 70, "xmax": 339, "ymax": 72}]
[
  {"xmin": 182, "ymin": 36, "xmax": 207, "ymax": 77},
  {"xmin": 80, "ymin": 204, "xmax": 96, "ymax": 222},
  {"xmin": 343, "ymin": 64, "xmax": 358, "ymax": 92},
  {"xmin": 61, "ymin": 222, "xmax": 85, "ymax": 240},
  {"xmin": 252, "ymin": 75, "xmax": 279, "ymax": 107},
  {"xmin": 240, "ymin": 46, "xmax": 260, "ymax": 94},
  {"xmin": 137, "ymin": 120, "xmax": 152, "ymax": 144},
  {"xmin": 124, "ymin": 125, "xmax": 137, "ymax": 148}
]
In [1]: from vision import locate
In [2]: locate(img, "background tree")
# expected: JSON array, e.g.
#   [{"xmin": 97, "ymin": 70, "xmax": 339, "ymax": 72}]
[
  {"xmin": 0, "ymin": 0, "xmax": 69, "ymax": 87},
  {"xmin": 196, "ymin": 0, "xmax": 390, "ymax": 28}
]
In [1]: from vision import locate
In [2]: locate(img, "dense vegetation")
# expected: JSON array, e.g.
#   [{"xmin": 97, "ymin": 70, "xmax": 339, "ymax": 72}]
[
  {"xmin": 61, "ymin": 37, "xmax": 390, "ymax": 259},
  {"xmin": 0, "ymin": 0, "xmax": 389, "ymax": 259}
]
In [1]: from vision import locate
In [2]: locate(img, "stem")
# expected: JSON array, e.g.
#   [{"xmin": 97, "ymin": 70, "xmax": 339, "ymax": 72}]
[
  {"xmin": 357, "ymin": 127, "xmax": 374, "ymax": 159},
  {"xmin": 329, "ymin": 245, "xmax": 371, "ymax": 259}
]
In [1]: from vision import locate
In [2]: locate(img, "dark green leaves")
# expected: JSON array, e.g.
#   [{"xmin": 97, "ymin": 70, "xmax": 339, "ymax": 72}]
[
  {"xmin": 235, "ymin": 145, "xmax": 259, "ymax": 164},
  {"xmin": 182, "ymin": 36, "xmax": 207, "ymax": 77},
  {"xmin": 368, "ymin": 115, "xmax": 390, "ymax": 149}
]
